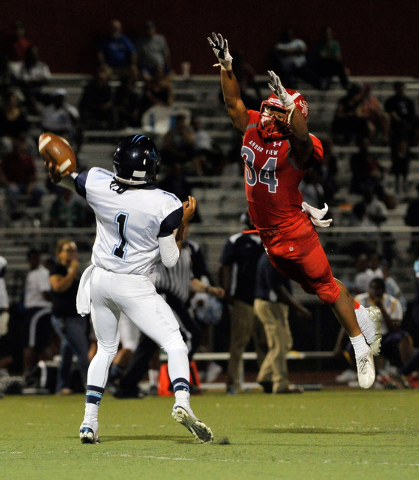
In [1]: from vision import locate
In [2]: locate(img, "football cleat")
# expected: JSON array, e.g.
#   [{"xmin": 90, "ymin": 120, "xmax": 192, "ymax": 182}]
[
  {"xmin": 172, "ymin": 403, "xmax": 213, "ymax": 444},
  {"xmin": 365, "ymin": 306, "xmax": 382, "ymax": 356},
  {"xmin": 79, "ymin": 418, "xmax": 100, "ymax": 444},
  {"xmin": 356, "ymin": 352, "xmax": 375, "ymax": 389}
]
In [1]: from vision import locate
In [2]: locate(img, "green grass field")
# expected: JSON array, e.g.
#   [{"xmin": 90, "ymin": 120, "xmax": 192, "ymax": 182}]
[{"xmin": 1, "ymin": 389, "xmax": 419, "ymax": 480}]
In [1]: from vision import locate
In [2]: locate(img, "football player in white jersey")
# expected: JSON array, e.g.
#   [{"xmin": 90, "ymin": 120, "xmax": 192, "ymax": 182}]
[{"xmin": 45, "ymin": 134, "xmax": 213, "ymax": 444}]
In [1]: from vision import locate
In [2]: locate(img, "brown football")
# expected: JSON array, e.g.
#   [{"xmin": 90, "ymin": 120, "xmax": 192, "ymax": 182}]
[{"xmin": 38, "ymin": 132, "xmax": 77, "ymax": 175}]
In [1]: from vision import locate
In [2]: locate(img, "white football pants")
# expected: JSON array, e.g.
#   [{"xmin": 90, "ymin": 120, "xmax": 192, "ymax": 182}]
[{"xmin": 88, "ymin": 266, "xmax": 189, "ymax": 389}]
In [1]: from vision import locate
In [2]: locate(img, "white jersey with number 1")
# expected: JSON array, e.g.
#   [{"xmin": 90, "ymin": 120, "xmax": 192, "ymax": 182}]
[{"xmin": 74, "ymin": 167, "xmax": 183, "ymax": 276}]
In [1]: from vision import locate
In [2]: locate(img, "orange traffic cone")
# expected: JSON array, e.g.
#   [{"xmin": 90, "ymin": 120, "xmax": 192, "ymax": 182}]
[{"xmin": 157, "ymin": 361, "xmax": 202, "ymax": 396}]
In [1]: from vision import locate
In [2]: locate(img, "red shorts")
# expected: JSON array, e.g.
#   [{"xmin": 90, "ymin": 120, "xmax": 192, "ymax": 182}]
[{"xmin": 257, "ymin": 214, "xmax": 340, "ymax": 305}]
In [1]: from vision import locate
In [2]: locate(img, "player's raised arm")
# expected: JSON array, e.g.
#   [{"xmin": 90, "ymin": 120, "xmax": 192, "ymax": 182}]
[
  {"xmin": 208, "ymin": 32, "xmax": 249, "ymax": 135},
  {"xmin": 267, "ymin": 70, "xmax": 313, "ymax": 166}
]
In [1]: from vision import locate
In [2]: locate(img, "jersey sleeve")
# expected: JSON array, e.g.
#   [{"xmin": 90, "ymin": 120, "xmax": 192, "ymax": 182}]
[
  {"xmin": 303, "ymin": 134, "xmax": 324, "ymax": 169},
  {"xmin": 158, "ymin": 206, "xmax": 183, "ymax": 237},
  {"xmin": 74, "ymin": 169, "xmax": 91, "ymax": 198}
]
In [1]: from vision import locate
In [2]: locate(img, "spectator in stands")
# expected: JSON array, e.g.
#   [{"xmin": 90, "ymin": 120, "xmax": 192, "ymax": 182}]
[
  {"xmin": 0, "ymin": 88, "xmax": 30, "ymax": 157},
  {"xmin": 363, "ymin": 188, "xmax": 388, "ymax": 227},
  {"xmin": 114, "ymin": 66, "xmax": 144, "ymax": 129},
  {"xmin": 270, "ymin": 28, "xmax": 323, "ymax": 90},
  {"xmin": 78, "ymin": 65, "xmax": 116, "ymax": 130},
  {"xmin": 156, "ymin": 161, "xmax": 202, "ymax": 224},
  {"xmin": 337, "ymin": 276, "xmax": 413, "ymax": 388},
  {"xmin": 49, "ymin": 188, "xmax": 94, "ymax": 228},
  {"xmin": 141, "ymin": 65, "xmax": 174, "ymax": 112},
  {"xmin": 360, "ymin": 83, "xmax": 390, "ymax": 144},
  {"xmin": 230, "ymin": 50, "xmax": 262, "ymax": 111},
  {"xmin": 356, "ymin": 277, "xmax": 414, "ymax": 383},
  {"xmin": 22, "ymin": 248, "xmax": 53, "ymax": 380},
  {"xmin": 410, "ymin": 245, "xmax": 419, "ymax": 336},
  {"xmin": 41, "ymin": 88, "xmax": 82, "ymax": 152},
  {"xmin": 385, "ymin": 82, "xmax": 418, "ymax": 194},
  {"xmin": 349, "ymin": 137, "xmax": 384, "ymax": 196},
  {"xmin": 218, "ymin": 213, "xmax": 266, "ymax": 395},
  {"xmin": 313, "ymin": 135, "xmax": 339, "ymax": 205},
  {"xmin": 404, "ymin": 183, "xmax": 419, "ymax": 252},
  {"xmin": 254, "ymin": 252, "xmax": 311, "ymax": 394},
  {"xmin": 161, "ymin": 114, "xmax": 195, "ymax": 167},
  {"xmin": 352, "ymin": 253, "xmax": 376, "ymax": 296},
  {"xmin": 308, "ymin": 26, "xmax": 349, "ymax": 90},
  {"xmin": 381, "ymin": 260, "xmax": 407, "ymax": 314},
  {"xmin": 340, "ymin": 202, "xmax": 379, "ymax": 257},
  {"xmin": 332, "ymin": 83, "xmax": 370, "ymax": 144},
  {"xmin": 299, "ymin": 168, "xmax": 325, "ymax": 208},
  {"xmin": 97, "ymin": 19, "xmax": 138, "ymax": 79},
  {"xmin": 0, "ymin": 256, "xmax": 9, "ymax": 340},
  {"xmin": 0, "ymin": 53, "xmax": 17, "ymax": 97},
  {"xmin": 135, "ymin": 21, "xmax": 172, "ymax": 82},
  {"xmin": 16, "ymin": 45, "xmax": 51, "ymax": 113},
  {"xmin": 189, "ymin": 116, "xmax": 224, "ymax": 176},
  {"xmin": 7, "ymin": 21, "xmax": 32, "ymax": 63},
  {"xmin": 49, "ymin": 239, "xmax": 90, "ymax": 394},
  {"xmin": 0, "ymin": 134, "xmax": 45, "ymax": 221}
]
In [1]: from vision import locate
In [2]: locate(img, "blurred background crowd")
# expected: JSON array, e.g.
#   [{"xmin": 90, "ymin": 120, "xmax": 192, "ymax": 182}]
[{"xmin": 1, "ymin": 9, "xmax": 419, "ymax": 396}]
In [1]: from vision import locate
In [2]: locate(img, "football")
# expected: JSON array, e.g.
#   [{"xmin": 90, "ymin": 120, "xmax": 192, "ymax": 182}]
[{"xmin": 38, "ymin": 132, "xmax": 77, "ymax": 175}]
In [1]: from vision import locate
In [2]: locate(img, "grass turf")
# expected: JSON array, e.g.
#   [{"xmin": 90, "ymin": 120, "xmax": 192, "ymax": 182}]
[{"xmin": 1, "ymin": 389, "xmax": 419, "ymax": 479}]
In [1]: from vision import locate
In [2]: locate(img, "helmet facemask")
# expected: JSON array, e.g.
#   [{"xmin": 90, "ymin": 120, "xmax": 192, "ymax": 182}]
[{"xmin": 257, "ymin": 100, "xmax": 293, "ymax": 141}]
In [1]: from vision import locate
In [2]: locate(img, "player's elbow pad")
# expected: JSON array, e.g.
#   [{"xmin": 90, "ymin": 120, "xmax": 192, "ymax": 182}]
[{"xmin": 158, "ymin": 235, "xmax": 180, "ymax": 268}]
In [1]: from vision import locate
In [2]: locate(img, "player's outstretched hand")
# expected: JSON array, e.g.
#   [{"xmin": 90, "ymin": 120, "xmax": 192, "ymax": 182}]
[
  {"xmin": 207, "ymin": 32, "xmax": 233, "ymax": 71},
  {"xmin": 182, "ymin": 195, "xmax": 197, "ymax": 224},
  {"xmin": 44, "ymin": 159, "xmax": 68, "ymax": 184},
  {"xmin": 267, "ymin": 70, "xmax": 295, "ymax": 112}
]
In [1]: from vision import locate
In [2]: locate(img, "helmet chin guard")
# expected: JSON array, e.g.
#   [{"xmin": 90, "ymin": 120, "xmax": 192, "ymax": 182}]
[{"xmin": 257, "ymin": 91, "xmax": 309, "ymax": 142}]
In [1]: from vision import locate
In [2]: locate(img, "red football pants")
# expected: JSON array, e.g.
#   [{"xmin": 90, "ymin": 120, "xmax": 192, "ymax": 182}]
[{"xmin": 258, "ymin": 215, "xmax": 340, "ymax": 305}]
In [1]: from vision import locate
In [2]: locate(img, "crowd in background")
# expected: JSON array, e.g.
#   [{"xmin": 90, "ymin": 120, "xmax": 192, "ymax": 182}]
[{"xmin": 1, "ymin": 19, "xmax": 419, "ymax": 395}]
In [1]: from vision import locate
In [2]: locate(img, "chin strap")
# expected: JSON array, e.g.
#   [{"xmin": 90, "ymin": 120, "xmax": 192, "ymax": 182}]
[{"xmin": 301, "ymin": 202, "xmax": 333, "ymax": 227}]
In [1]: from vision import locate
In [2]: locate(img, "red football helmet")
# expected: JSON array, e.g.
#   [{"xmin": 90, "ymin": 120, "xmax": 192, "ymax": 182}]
[{"xmin": 257, "ymin": 90, "xmax": 309, "ymax": 142}]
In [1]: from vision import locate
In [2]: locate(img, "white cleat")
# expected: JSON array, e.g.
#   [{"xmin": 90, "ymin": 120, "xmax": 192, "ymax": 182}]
[
  {"xmin": 356, "ymin": 352, "xmax": 375, "ymax": 389},
  {"xmin": 79, "ymin": 418, "xmax": 100, "ymax": 444},
  {"xmin": 172, "ymin": 404, "xmax": 213, "ymax": 444},
  {"xmin": 365, "ymin": 306, "xmax": 382, "ymax": 356}
]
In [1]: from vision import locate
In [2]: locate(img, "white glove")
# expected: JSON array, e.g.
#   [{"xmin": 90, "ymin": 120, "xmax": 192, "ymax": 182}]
[
  {"xmin": 302, "ymin": 202, "xmax": 333, "ymax": 228},
  {"xmin": 207, "ymin": 32, "xmax": 233, "ymax": 71},
  {"xmin": 0, "ymin": 311, "xmax": 9, "ymax": 337},
  {"xmin": 268, "ymin": 70, "xmax": 296, "ymax": 116}
]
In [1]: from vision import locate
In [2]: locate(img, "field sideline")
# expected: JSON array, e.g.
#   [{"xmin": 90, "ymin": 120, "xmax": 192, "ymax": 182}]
[{"xmin": 1, "ymin": 389, "xmax": 418, "ymax": 480}]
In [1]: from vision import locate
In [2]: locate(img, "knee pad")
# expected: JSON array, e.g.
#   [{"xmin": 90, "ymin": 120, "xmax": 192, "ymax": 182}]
[
  {"xmin": 97, "ymin": 338, "xmax": 119, "ymax": 358},
  {"xmin": 316, "ymin": 282, "xmax": 340, "ymax": 305},
  {"xmin": 164, "ymin": 340, "xmax": 188, "ymax": 357}
]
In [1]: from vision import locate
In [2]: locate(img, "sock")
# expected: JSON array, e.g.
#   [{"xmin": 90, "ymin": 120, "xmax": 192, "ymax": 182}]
[
  {"xmin": 84, "ymin": 385, "xmax": 104, "ymax": 419},
  {"xmin": 148, "ymin": 369, "xmax": 159, "ymax": 387},
  {"xmin": 172, "ymin": 377, "xmax": 190, "ymax": 405},
  {"xmin": 354, "ymin": 305, "xmax": 376, "ymax": 345},
  {"xmin": 350, "ymin": 333, "xmax": 370, "ymax": 358}
]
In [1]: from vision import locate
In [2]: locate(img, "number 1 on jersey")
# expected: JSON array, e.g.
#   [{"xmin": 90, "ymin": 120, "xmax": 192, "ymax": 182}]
[{"xmin": 113, "ymin": 212, "xmax": 129, "ymax": 259}]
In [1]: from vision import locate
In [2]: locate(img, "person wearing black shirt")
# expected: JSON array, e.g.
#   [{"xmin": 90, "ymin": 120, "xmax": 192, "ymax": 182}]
[
  {"xmin": 219, "ymin": 215, "xmax": 265, "ymax": 394},
  {"xmin": 49, "ymin": 239, "xmax": 90, "ymax": 394}
]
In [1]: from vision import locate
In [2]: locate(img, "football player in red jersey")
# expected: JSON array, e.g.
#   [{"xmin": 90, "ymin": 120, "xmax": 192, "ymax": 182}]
[{"xmin": 208, "ymin": 32, "xmax": 381, "ymax": 389}]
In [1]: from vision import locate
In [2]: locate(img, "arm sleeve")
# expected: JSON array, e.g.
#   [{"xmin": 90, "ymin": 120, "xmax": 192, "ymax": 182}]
[
  {"xmin": 158, "ymin": 206, "xmax": 183, "ymax": 237},
  {"xmin": 158, "ymin": 235, "xmax": 180, "ymax": 268},
  {"xmin": 58, "ymin": 172, "xmax": 78, "ymax": 193}
]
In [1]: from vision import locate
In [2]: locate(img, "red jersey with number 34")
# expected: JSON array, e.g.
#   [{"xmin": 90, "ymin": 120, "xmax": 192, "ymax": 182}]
[{"xmin": 242, "ymin": 110, "xmax": 323, "ymax": 229}]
